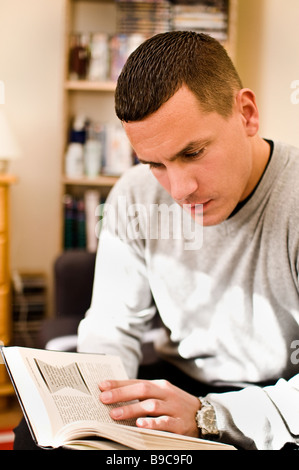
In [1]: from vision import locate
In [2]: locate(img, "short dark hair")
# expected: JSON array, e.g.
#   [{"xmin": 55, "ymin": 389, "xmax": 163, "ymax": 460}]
[{"xmin": 115, "ymin": 31, "xmax": 243, "ymax": 122}]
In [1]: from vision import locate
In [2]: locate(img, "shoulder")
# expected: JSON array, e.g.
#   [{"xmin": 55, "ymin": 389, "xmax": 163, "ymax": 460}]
[
  {"xmin": 267, "ymin": 142, "xmax": 299, "ymax": 205},
  {"xmin": 273, "ymin": 141, "xmax": 299, "ymax": 177},
  {"xmin": 266, "ymin": 142, "xmax": 299, "ymax": 242}
]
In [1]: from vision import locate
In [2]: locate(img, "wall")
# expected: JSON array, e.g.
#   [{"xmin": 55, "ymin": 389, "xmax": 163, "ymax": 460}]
[
  {"xmin": 236, "ymin": 0, "xmax": 299, "ymax": 147},
  {"xmin": 0, "ymin": 0, "xmax": 65, "ymax": 312}
]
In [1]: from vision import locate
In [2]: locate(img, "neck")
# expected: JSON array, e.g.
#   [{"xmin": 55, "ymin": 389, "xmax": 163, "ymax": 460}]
[{"xmin": 241, "ymin": 136, "xmax": 271, "ymax": 201}]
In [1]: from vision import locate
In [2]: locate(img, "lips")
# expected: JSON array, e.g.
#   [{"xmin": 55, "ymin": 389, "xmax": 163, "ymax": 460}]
[
  {"xmin": 193, "ymin": 201, "xmax": 210, "ymax": 206},
  {"xmin": 183, "ymin": 200, "xmax": 211, "ymax": 208},
  {"xmin": 179, "ymin": 200, "xmax": 213, "ymax": 220}
]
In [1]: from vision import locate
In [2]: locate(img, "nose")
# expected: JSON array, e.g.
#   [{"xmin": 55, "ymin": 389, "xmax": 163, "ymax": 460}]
[{"xmin": 167, "ymin": 166, "xmax": 198, "ymax": 203}]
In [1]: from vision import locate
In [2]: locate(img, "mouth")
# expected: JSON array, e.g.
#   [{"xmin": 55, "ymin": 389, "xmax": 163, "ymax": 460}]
[
  {"xmin": 178, "ymin": 200, "xmax": 213, "ymax": 222},
  {"xmin": 182, "ymin": 200, "xmax": 212, "ymax": 211}
]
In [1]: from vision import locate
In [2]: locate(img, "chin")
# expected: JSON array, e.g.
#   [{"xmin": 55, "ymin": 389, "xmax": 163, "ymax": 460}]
[{"xmin": 202, "ymin": 209, "xmax": 231, "ymax": 227}]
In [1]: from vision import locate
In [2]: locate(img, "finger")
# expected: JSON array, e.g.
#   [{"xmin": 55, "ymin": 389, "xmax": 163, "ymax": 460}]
[
  {"xmin": 136, "ymin": 415, "xmax": 184, "ymax": 435},
  {"xmin": 99, "ymin": 380, "xmax": 140, "ymax": 404},
  {"xmin": 99, "ymin": 379, "xmax": 139, "ymax": 391},
  {"xmin": 100, "ymin": 380, "xmax": 168, "ymax": 405},
  {"xmin": 110, "ymin": 398, "xmax": 165, "ymax": 421}
]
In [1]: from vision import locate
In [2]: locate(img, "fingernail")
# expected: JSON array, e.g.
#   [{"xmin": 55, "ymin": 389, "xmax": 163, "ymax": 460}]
[
  {"xmin": 111, "ymin": 408, "xmax": 123, "ymax": 419},
  {"xmin": 99, "ymin": 380, "xmax": 111, "ymax": 390},
  {"xmin": 137, "ymin": 418, "xmax": 146, "ymax": 427},
  {"xmin": 101, "ymin": 391, "xmax": 112, "ymax": 403}
]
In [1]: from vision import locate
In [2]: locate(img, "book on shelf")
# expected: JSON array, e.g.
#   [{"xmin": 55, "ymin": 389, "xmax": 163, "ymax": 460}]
[
  {"xmin": 0, "ymin": 346, "xmax": 235, "ymax": 451},
  {"xmin": 116, "ymin": 0, "xmax": 172, "ymax": 37},
  {"xmin": 63, "ymin": 194, "xmax": 87, "ymax": 251},
  {"xmin": 68, "ymin": 0, "xmax": 231, "ymax": 84},
  {"xmin": 172, "ymin": 1, "xmax": 228, "ymax": 42},
  {"xmin": 63, "ymin": 190, "xmax": 102, "ymax": 252}
]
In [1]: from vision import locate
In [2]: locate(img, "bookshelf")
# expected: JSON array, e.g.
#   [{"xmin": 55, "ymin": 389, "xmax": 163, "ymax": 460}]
[
  {"xmin": 61, "ymin": 0, "xmax": 238, "ymax": 250},
  {"xmin": 62, "ymin": 174, "xmax": 118, "ymax": 187},
  {"xmin": 65, "ymin": 80, "xmax": 116, "ymax": 92}
]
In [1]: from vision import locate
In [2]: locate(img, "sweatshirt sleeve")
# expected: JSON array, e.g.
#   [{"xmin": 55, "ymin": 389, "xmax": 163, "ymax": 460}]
[
  {"xmin": 77, "ymin": 227, "xmax": 157, "ymax": 378},
  {"xmin": 205, "ymin": 374, "xmax": 299, "ymax": 450}
]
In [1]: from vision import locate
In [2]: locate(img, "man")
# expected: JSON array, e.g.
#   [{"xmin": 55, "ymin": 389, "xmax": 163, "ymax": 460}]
[
  {"xmin": 15, "ymin": 31, "xmax": 299, "ymax": 450},
  {"xmin": 77, "ymin": 31, "xmax": 299, "ymax": 450}
]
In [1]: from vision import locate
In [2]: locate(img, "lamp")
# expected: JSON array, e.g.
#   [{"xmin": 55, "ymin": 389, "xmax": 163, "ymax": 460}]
[
  {"xmin": 0, "ymin": 85, "xmax": 20, "ymax": 173},
  {"xmin": 0, "ymin": 109, "xmax": 21, "ymax": 173}
]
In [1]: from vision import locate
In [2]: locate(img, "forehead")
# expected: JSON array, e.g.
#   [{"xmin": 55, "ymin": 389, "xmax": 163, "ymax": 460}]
[
  {"xmin": 123, "ymin": 86, "xmax": 225, "ymax": 161},
  {"xmin": 123, "ymin": 86, "xmax": 202, "ymax": 137}
]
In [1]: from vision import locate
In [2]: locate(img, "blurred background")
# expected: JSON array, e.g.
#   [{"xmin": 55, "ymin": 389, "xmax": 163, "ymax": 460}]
[
  {"xmin": 0, "ymin": 0, "xmax": 299, "ymax": 445},
  {"xmin": 0, "ymin": 0, "xmax": 298, "ymax": 321}
]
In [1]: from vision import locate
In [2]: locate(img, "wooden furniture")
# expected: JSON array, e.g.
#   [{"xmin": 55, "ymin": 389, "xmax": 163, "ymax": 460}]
[
  {"xmin": 0, "ymin": 174, "xmax": 16, "ymax": 407},
  {"xmin": 62, "ymin": 0, "xmax": 121, "ymax": 187}
]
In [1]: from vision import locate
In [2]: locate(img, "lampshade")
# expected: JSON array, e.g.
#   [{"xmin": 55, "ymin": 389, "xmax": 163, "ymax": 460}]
[{"xmin": 0, "ymin": 107, "xmax": 20, "ymax": 172}]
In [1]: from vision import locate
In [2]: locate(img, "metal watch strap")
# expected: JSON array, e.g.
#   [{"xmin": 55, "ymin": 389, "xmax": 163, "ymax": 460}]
[{"xmin": 196, "ymin": 398, "xmax": 219, "ymax": 439}]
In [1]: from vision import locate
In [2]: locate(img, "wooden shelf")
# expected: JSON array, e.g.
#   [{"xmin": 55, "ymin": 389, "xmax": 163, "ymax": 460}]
[
  {"xmin": 0, "ymin": 174, "xmax": 18, "ymax": 185},
  {"xmin": 65, "ymin": 80, "xmax": 116, "ymax": 92},
  {"xmin": 62, "ymin": 174, "xmax": 119, "ymax": 187},
  {"xmin": 0, "ymin": 176, "xmax": 16, "ymax": 399}
]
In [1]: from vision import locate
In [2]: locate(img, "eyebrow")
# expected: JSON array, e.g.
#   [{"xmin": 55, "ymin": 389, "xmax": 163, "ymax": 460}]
[{"xmin": 137, "ymin": 139, "xmax": 209, "ymax": 165}]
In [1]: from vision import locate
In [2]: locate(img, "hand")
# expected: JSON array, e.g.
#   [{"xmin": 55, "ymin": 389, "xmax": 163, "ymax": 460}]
[{"xmin": 99, "ymin": 379, "xmax": 200, "ymax": 437}]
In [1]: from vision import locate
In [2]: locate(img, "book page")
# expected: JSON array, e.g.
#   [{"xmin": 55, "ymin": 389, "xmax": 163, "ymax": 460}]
[
  {"xmin": 33, "ymin": 357, "xmax": 134, "ymax": 426},
  {"xmin": 55, "ymin": 420, "xmax": 236, "ymax": 450},
  {"xmin": 2, "ymin": 347, "xmax": 132, "ymax": 447}
]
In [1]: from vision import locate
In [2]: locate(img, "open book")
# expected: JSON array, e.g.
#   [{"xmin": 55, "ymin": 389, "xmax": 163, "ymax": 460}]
[{"xmin": 0, "ymin": 346, "xmax": 235, "ymax": 450}]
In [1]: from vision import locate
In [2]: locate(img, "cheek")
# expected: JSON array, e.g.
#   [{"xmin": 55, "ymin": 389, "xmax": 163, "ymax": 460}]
[{"xmin": 151, "ymin": 169, "xmax": 170, "ymax": 191}]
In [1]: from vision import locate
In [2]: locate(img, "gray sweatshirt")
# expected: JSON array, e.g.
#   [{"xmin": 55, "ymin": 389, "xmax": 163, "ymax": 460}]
[{"xmin": 78, "ymin": 141, "xmax": 299, "ymax": 450}]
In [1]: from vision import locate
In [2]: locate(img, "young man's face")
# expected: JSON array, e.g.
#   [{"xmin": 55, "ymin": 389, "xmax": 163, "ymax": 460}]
[{"xmin": 123, "ymin": 85, "xmax": 261, "ymax": 226}]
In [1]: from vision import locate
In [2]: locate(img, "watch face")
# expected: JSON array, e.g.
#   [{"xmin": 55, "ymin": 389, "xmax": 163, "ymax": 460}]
[{"xmin": 196, "ymin": 402, "xmax": 219, "ymax": 437}]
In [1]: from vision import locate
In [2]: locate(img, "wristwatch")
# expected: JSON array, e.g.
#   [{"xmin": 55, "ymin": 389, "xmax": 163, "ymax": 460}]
[{"xmin": 196, "ymin": 398, "xmax": 219, "ymax": 439}]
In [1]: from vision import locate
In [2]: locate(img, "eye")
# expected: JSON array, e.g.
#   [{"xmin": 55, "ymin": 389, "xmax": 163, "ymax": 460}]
[
  {"xmin": 184, "ymin": 148, "xmax": 205, "ymax": 160},
  {"xmin": 149, "ymin": 162, "xmax": 165, "ymax": 170},
  {"xmin": 136, "ymin": 157, "xmax": 165, "ymax": 170}
]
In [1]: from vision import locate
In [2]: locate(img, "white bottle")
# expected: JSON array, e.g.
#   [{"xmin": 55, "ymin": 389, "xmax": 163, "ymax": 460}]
[
  {"xmin": 65, "ymin": 142, "xmax": 84, "ymax": 178},
  {"xmin": 84, "ymin": 139, "xmax": 102, "ymax": 177}
]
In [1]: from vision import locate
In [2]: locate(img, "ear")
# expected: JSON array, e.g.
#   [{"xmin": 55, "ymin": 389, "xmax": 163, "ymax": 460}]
[{"xmin": 235, "ymin": 88, "xmax": 259, "ymax": 137}]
